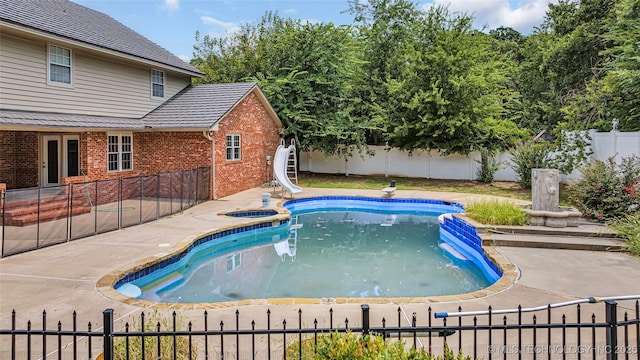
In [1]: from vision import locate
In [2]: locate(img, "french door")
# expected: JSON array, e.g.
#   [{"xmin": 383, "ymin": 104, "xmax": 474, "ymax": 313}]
[{"xmin": 41, "ymin": 134, "xmax": 80, "ymax": 186}]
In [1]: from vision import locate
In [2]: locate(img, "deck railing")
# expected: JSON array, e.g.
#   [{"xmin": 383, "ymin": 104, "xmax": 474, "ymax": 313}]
[{"xmin": 1, "ymin": 297, "xmax": 638, "ymax": 359}]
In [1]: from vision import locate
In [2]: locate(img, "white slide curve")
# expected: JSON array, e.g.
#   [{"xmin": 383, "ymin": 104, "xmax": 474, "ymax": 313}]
[{"xmin": 273, "ymin": 144, "xmax": 302, "ymax": 196}]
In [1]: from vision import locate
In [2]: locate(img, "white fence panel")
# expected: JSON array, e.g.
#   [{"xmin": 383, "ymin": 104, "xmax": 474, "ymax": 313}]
[
  {"xmin": 590, "ymin": 130, "xmax": 640, "ymax": 162},
  {"xmin": 349, "ymin": 148, "xmax": 386, "ymax": 175},
  {"xmin": 299, "ymin": 131, "xmax": 639, "ymax": 182},
  {"xmin": 387, "ymin": 148, "xmax": 429, "ymax": 178}
]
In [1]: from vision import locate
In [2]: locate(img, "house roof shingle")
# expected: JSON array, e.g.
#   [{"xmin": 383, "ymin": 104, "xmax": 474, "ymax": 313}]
[
  {"xmin": 142, "ymin": 83, "xmax": 258, "ymax": 129},
  {"xmin": 0, "ymin": 83, "xmax": 282, "ymax": 131},
  {"xmin": 0, "ymin": 0, "xmax": 203, "ymax": 76},
  {"xmin": 0, "ymin": 109, "xmax": 141, "ymax": 129}
]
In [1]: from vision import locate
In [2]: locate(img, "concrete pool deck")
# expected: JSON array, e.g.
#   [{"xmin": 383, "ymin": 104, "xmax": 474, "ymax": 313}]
[{"xmin": 1, "ymin": 186, "xmax": 639, "ymax": 353}]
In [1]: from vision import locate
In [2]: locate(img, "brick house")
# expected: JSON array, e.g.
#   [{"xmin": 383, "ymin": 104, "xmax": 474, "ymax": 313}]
[{"xmin": 0, "ymin": 0, "xmax": 283, "ymax": 200}]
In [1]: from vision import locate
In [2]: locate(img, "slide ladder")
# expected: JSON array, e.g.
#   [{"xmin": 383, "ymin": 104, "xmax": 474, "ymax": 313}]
[{"xmin": 287, "ymin": 141, "xmax": 298, "ymax": 185}]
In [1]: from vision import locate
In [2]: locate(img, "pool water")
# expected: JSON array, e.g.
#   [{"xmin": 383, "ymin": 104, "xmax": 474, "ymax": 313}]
[{"xmin": 132, "ymin": 208, "xmax": 492, "ymax": 303}]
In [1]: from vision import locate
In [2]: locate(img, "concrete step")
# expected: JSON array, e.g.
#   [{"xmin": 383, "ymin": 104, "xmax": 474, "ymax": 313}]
[
  {"xmin": 3, "ymin": 199, "xmax": 88, "ymax": 216},
  {"xmin": 485, "ymin": 233, "xmax": 626, "ymax": 252},
  {"xmin": 485, "ymin": 223, "xmax": 619, "ymax": 238},
  {"xmin": 3, "ymin": 205, "xmax": 92, "ymax": 226}
]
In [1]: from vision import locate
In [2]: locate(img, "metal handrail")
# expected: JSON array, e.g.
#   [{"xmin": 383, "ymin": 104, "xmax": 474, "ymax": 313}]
[{"xmin": 435, "ymin": 295, "xmax": 640, "ymax": 318}]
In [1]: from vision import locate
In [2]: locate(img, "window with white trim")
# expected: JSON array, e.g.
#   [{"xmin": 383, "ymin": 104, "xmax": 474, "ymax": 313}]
[
  {"xmin": 151, "ymin": 69, "xmax": 164, "ymax": 98},
  {"xmin": 107, "ymin": 134, "xmax": 133, "ymax": 172},
  {"xmin": 226, "ymin": 134, "xmax": 241, "ymax": 161},
  {"xmin": 48, "ymin": 45, "xmax": 72, "ymax": 84}
]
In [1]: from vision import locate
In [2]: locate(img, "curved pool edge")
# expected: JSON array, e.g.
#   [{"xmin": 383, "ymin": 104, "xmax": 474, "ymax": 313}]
[{"xmin": 96, "ymin": 196, "xmax": 519, "ymax": 310}]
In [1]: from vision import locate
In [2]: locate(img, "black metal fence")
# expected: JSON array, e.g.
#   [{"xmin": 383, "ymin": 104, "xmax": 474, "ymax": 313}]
[
  {"xmin": 0, "ymin": 167, "xmax": 210, "ymax": 258},
  {"xmin": 1, "ymin": 297, "xmax": 638, "ymax": 359}
]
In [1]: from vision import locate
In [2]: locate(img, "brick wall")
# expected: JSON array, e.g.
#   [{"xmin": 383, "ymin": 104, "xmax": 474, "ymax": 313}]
[
  {"xmin": 213, "ymin": 91, "xmax": 281, "ymax": 198},
  {"xmin": 82, "ymin": 131, "xmax": 210, "ymax": 180},
  {"xmin": 1, "ymin": 90, "xmax": 281, "ymax": 199},
  {"xmin": 0, "ymin": 131, "xmax": 38, "ymax": 189}
]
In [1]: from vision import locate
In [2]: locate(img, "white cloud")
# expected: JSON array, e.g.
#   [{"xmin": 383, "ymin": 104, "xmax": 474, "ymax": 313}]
[
  {"xmin": 421, "ymin": 0, "xmax": 556, "ymax": 34},
  {"xmin": 201, "ymin": 16, "xmax": 241, "ymax": 33},
  {"xmin": 178, "ymin": 54, "xmax": 191, "ymax": 62},
  {"xmin": 163, "ymin": 0, "xmax": 179, "ymax": 11},
  {"xmin": 284, "ymin": 8, "xmax": 297, "ymax": 15}
]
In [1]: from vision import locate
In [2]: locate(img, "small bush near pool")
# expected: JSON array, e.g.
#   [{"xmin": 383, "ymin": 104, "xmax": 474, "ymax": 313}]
[
  {"xmin": 287, "ymin": 331, "xmax": 470, "ymax": 359},
  {"xmin": 566, "ymin": 156, "xmax": 640, "ymax": 222},
  {"xmin": 109, "ymin": 311, "xmax": 195, "ymax": 360},
  {"xmin": 611, "ymin": 213, "xmax": 640, "ymax": 256},
  {"xmin": 464, "ymin": 199, "xmax": 528, "ymax": 226}
]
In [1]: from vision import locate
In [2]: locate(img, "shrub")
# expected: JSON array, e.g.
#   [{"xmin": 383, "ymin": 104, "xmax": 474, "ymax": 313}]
[
  {"xmin": 287, "ymin": 331, "xmax": 470, "ymax": 359},
  {"xmin": 475, "ymin": 148, "xmax": 502, "ymax": 183},
  {"xmin": 464, "ymin": 199, "xmax": 528, "ymax": 225},
  {"xmin": 509, "ymin": 140, "xmax": 554, "ymax": 188},
  {"xmin": 111, "ymin": 311, "xmax": 195, "ymax": 360},
  {"xmin": 566, "ymin": 155, "xmax": 640, "ymax": 222},
  {"xmin": 611, "ymin": 213, "xmax": 640, "ymax": 256}
]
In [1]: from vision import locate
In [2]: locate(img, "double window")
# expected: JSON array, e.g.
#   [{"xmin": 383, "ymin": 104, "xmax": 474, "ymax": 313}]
[
  {"xmin": 108, "ymin": 134, "xmax": 133, "ymax": 172},
  {"xmin": 151, "ymin": 69, "xmax": 164, "ymax": 98},
  {"xmin": 48, "ymin": 44, "xmax": 72, "ymax": 85},
  {"xmin": 226, "ymin": 134, "xmax": 241, "ymax": 161}
]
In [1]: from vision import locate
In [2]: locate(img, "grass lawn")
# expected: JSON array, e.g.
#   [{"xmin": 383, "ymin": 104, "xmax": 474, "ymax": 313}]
[{"xmin": 298, "ymin": 172, "xmax": 572, "ymax": 205}]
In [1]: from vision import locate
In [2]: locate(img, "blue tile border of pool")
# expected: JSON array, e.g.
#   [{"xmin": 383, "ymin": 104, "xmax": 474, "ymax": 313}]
[
  {"xmin": 226, "ymin": 209, "xmax": 279, "ymax": 217},
  {"xmin": 285, "ymin": 196, "xmax": 466, "ymax": 210},
  {"xmin": 114, "ymin": 219, "xmax": 289, "ymax": 288},
  {"xmin": 114, "ymin": 196, "xmax": 498, "ymax": 293}
]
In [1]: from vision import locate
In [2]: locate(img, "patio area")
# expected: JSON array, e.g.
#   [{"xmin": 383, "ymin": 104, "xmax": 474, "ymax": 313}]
[{"xmin": 1, "ymin": 186, "xmax": 639, "ymax": 358}]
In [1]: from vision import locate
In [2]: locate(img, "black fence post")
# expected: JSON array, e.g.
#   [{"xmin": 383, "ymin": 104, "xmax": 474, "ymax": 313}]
[
  {"xmin": 195, "ymin": 167, "xmax": 199, "ymax": 203},
  {"xmin": 361, "ymin": 304, "xmax": 370, "ymax": 336},
  {"xmin": 605, "ymin": 300, "xmax": 618, "ymax": 360},
  {"xmin": 103, "ymin": 308, "xmax": 114, "ymax": 360},
  {"xmin": 1, "ymin": 187, "xmax": 6, "ymax": 258},
  {"xmin": 139, "ymin": 175, "xmax": 143, "ymax": 225},
  {"xmin": 118, "ymin": 178, "xmax": 123, "ymax": 229},
  {"xmin": 36, "ymin": 187, "xmax": 41, "ymax": 249},
  {"xmin": 180, "ymin": 170, "xmax": 184, "ymax": 211},
  {"xmin": 156, "ymin": 174, "xmax": 160, "ymax": 220},
  {"xmin": 67, "ymin": 184, "xmax": 72, "ymax": 242}
]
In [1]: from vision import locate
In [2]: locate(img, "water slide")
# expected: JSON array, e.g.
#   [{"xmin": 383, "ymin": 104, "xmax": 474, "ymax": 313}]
[{"xmin": 273, "ymin": 143, "xmax": 303, "ymax": 196}]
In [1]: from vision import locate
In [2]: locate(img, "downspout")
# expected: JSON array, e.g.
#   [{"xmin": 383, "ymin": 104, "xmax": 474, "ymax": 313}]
[{"xmin": 203, "ymin": 128, "xmax": 217, "ymax": 200}]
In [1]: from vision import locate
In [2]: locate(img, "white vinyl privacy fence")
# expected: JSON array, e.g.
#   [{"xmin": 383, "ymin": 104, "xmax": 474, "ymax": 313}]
[{"xmin": 299, "ymin": 130, "xmax": 640, "ymax": 183}]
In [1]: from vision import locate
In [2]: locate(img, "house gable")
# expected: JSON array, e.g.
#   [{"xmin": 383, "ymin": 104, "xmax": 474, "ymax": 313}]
[
  {"xmin": 0, "ymin": 0, "xmax": 202, "ymax": 76},
  {"xmin": 213, "ymin": 91, "xmax": 282, "ymax": 198}
]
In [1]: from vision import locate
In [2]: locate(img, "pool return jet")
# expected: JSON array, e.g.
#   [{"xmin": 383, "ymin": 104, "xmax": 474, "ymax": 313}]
[{"xmin": 273, "ymin": 139, "xmax": 303, "ymax": 198}]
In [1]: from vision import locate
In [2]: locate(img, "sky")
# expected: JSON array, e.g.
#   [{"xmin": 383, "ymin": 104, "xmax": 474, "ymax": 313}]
[{"xmin": 74, "ymin": 0, "xmax": 557, "ymax": 62}]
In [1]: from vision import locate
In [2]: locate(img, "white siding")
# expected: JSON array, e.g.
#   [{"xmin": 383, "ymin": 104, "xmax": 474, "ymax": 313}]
[{"xmin": 0, "ymin": 33, "xmax": 190, "ymax": 118}]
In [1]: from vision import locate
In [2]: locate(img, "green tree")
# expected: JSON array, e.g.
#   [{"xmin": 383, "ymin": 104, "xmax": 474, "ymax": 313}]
[
  {"xmin": 377, "ymin": 6, "xmax": 525, "ymax": 155},
  {"xmin": 348, "ymin": 0, "xmax": 422, "ymax": 145},
  {"xmin": 539, "ymin": 0, "xmax": 617, "ymax": 130},
  {"xmin": 564, "ymin": 0, "xmax": 640, "ymax": 132},
  {"xmin": 191, "ymin": 14, "xmax": 373, "ymax": 157}
]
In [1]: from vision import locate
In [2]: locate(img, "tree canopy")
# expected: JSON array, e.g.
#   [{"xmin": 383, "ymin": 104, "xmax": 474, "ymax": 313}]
[{"xmin": 190, "ymin": 0, "xmax": 639, "ymax": 162}]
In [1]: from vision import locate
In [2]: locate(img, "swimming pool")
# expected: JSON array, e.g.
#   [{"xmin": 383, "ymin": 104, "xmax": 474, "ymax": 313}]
[{"xmin": 114, "ymin": 197, "xmax": 502, "ymax": 303}]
